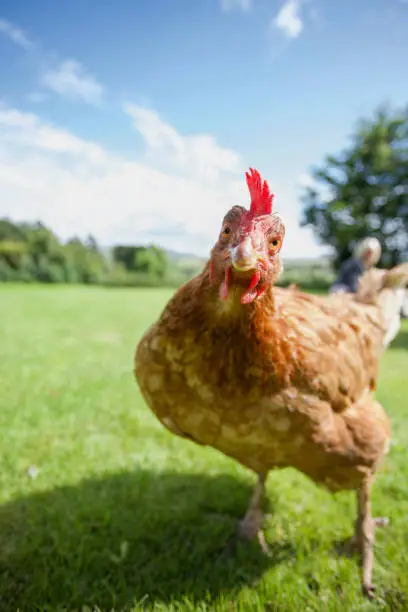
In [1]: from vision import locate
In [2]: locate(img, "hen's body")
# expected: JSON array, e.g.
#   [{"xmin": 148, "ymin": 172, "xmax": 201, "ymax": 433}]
[
  {"xmin": 134, "ymin": 169, "xmax": 406, "ymax": 599},
  {"xmin": 135, "ymin": 267, "xmax": 391, "ymax": 493}
]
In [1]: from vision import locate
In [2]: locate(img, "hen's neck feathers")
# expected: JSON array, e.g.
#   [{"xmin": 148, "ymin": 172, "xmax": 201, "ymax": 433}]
[{"xmin": 188, "ymin": 263, "xmax": 305, "ymax": 388}]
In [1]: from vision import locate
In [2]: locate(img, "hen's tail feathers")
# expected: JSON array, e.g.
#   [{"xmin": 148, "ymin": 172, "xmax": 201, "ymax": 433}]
[{"xmin": 356, "ymin": 263, "xmax": 408, "ymax": 348}]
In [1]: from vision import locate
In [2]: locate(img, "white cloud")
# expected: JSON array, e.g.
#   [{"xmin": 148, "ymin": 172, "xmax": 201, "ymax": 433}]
[
  {"xmin": 125, "ymin": 104, "xmax": 241, "ymax": 182},
  {"xmin": 273, "ymin": 0, "xmax": 304, "ymax": 39},
  {"xmin": 0, "ymin": 103, "xmax": 323, "ymax": 259},
  {"xmin": 41, "ymin": 60, "xmax": 104, "ymax": 105},
  {"xmin": 0, "ymin": 18, "xmax": 32, "ymax": 49},
  {"xmin": 220, "ymin": 0, "xmax": 252, "ymax": 11}
]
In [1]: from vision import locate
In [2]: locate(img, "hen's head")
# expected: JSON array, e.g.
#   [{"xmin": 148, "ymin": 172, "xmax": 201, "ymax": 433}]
[{"xmin": 209, "ymin": 168, "xmax": 285, "ymax": 305}]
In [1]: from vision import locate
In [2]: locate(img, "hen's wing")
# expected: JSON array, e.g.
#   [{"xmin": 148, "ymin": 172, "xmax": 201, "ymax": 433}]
[{"xmin": 273, "ymin": 288, "xmax": 385, "ymax": 412}]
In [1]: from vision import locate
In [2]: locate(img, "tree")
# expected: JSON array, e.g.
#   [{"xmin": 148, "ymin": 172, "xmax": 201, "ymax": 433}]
[
  {"xmin": 0, "ymin": 219, "xmax": 188, "ymax": 287},
  {"xmin": 0, "ymin": 219, "xmax": 108, "ymax": 284},
  {"xmin": 112, "ymin": 245, "xmax": 138, "ymax": 272},
  {"xmin": 113, "ymin": 244, "xmax": 171, "ymax": 279},
  {"xmin": 134, "ymin": 245, "xmax": 170, "ymax": 279},
  {"xmin": 301, "ymin": 105, "xmax": 408, "ymax": 268},
  {"xmin": 65, "ymin": 237, "xmax": 107, "ymax": 283}
]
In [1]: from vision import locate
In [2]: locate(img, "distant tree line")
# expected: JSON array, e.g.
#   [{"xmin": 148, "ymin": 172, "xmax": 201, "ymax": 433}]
[
  {"xmin": 0, "ymin": 217, "xmax": 336, "ymax": 291},
  {"xmin": 0, "ymin": 219, "xmax": 189, "ymax": 287}
]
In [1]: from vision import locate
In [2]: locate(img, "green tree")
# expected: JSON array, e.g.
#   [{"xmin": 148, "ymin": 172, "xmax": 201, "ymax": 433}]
[
  {"xmin": 112, "ymin": 246, "xmax": 138, "ymax": 271},
  {"xmin": 0, "ymin": 219, "xmax": 108, "ymax": 284},
  {"xmin": 301, "ymin": 105, "xmax": 408, "ymax": 268},
  {"xmin": 113, "ymin": 244, "xmax": 171, "ymax": 280},
  {"xmin": 65, "ymin": 237, "xmax": 107, "ymax": 284},
  {"xmin": 0, "ymin": 219, "xmax": 28, "ymax": 242},
  {"xmin": 134, "ymin": 245, "xmax": 169, "ymax": 279},
  {"xmin": 0, "ymin": 219, "xmax": 189, "ymax": 288}
]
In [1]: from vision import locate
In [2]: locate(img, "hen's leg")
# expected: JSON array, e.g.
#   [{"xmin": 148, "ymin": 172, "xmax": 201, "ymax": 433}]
[
  {"xmin": 237, "ymin": 472, "xmax": 269, "ymax": 554},
  {"xmin": 353, "ymin": 478, "xmax": 389, "ymax": 599}
]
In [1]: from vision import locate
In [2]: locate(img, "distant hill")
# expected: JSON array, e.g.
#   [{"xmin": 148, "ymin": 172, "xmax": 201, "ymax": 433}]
[
  {"xmin": 166, "ymin": 248, "xmax": 206, "ymax": 264},
  {"xmin": 103, "ymin": 244, "xmax": 331, "ymax": 272},
  {"xmin": 101, "ymin": 244, "xmax": 333, "ymax": 288},
  {"xmin": 165, "ymin": 249, "xmax": 206, "ymax": 278},
  {"xmin": 282, "ymin": 256, "xmax": 332, "ymax": 268},
  {"xmin": 167, "ymin": 251, "xmax": 332, "ymax": 269},
  {"xmin": 166, "ymin": 249, "xmax": 332, "ymax": 268}
]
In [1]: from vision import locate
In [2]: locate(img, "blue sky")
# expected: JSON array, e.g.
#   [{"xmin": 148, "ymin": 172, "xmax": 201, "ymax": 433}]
[{"xmin": 0, "ymin": 0, "xmax": 407, "ymax": 258}]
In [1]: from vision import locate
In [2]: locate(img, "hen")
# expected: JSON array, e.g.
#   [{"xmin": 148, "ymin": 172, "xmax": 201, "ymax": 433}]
[{"xmin": 134, "ymin": 168, "xmax": 408, "ymax": 598}]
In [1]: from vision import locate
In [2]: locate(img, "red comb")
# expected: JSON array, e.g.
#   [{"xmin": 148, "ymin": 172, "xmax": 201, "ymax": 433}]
[{"xmin": 245, "ymin": 167, "xmax": 274, "ymax": 216}]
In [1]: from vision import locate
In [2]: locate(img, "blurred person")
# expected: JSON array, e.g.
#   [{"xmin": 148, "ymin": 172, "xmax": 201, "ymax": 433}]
[
  {"xmin": 401, "ymin": 290, "xmax": 408, "ymax": 319},
  {"xmin": 330, "ymin": 237, "xmax": 381, "ymax": 295}
]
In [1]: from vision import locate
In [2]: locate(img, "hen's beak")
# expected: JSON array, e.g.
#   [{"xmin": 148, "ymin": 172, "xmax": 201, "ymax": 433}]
[{"xmin": 230, "ymin": 236, "xmax": 258, "ymax": 272}]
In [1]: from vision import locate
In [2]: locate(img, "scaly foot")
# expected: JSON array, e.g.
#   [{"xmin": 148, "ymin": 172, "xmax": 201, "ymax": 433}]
[
  {"xmin": 354, "ymin": 478, "xmax": 389, "ymax": 599},
  {"xmin": 237, "ymin": 507, "xmax": 270, "ymax": 555},
  {"xmin": 359, "ymin": 516, "xmax": 389, "ymax": 599},
  {"xmin": 237, "ymin": 473, "xmax": 270, "ymax": 555},
  {"xmin": 345, "ymin": 516, "xmax": 389, "ymax": 556}
]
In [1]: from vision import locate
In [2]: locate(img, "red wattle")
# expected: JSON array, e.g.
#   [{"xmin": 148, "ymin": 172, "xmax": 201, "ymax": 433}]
[{"xmin": 241, "ymin": 270, "xmax": 261, "ymax": 304}]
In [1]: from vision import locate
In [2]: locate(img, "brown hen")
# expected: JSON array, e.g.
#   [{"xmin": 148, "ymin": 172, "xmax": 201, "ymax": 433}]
[{"xmin": 134, "ymin": 168, "xmax": 408, "ymax": 598}]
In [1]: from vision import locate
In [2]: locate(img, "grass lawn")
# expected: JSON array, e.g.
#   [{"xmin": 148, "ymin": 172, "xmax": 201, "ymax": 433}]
[{"xmin": 0, "ymin": 285, "xmax": 407, "ymax": 612}]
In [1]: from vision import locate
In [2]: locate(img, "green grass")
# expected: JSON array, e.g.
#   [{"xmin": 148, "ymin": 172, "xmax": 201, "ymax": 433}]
[{"xmin": 0, "ymin": 285, "xmax": 408, "ymax": 612}]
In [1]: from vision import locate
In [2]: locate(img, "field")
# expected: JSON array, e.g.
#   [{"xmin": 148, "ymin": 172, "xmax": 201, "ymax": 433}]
[{"xmin": 0, "ymin": 285, "xmax": 407, "ymax": 612}]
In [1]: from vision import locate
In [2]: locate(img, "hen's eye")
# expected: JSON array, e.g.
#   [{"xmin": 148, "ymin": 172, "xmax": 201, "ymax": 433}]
[
  {"xmin": 269, "ymin": 237, "xmax": 282, "ymax": 253},
  {"xmin": 223, "ymin": 227, "xmax": 231, "ymax": 235}
]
